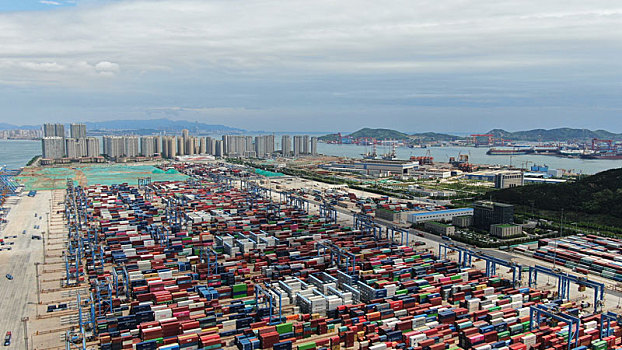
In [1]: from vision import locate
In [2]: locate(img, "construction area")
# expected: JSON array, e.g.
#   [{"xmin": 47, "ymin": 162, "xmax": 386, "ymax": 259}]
[
  {"xmin": 16, "ymin": 163, "xmax": 187, "ymax": 191},
  {"xmin": 2, "ymin": 161, "xmax": 622, "ymax": 350}
]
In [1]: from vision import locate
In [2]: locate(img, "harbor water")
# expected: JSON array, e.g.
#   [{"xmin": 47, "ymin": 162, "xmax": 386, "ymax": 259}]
[
  {"xmin": 1, "ymin": 139, "xmax": 621, "ymax": 175},
  {"xmin": 318, "ymin": 143, "xmax": 622, "ymax": 175},
  {"xmin": 0, "ymin": 140, "xmax": 40, "ymax": 169}
]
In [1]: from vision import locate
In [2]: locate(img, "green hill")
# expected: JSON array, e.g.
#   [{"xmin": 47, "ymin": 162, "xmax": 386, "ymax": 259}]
[
  {"xmin": 411, "ymin": 132, "xmax": 461, "ymax": 142},
  {"xmin": 488, "ymin": 168, "xmax": 622, "ymax": 227},
  {"xmin": 488, "ymin": 128, "xmax": 622, "ymax": 142},
  {"xmin": 318, "ymin": 133, "xmax": 342, "ymax": 142},
  {"xmin": 318, "ymin": 128, "xmax": 410, "ymax": 141},
  {"xmin": 318, "ymin": 128, "xmax": 460, "ymax": 142},
  {"xmin": 348, "ymin": 128, "xmax": 409, "ymax": 140}
]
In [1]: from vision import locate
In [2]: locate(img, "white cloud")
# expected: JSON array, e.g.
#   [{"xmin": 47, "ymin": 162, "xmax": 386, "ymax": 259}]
[
  {"xmin": 0, "ymin": 0, "xmax": 621, "ymax": 86},
  {"xmin": 94, "ymin": 61, "xmax": 120, "ymax": 76},
  {"xmin": 39, "ymin": 1, "xmax": 61, "ymax": 5},
  {"xmin": 19, "ymin": 61, "xmax": 66, "ymax": 72}
]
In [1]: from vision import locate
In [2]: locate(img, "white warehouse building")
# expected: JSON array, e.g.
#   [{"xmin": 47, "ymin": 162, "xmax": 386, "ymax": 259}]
[{"xmin": 408, "ymin": 208, "xmax": 474, "ymax": 224}]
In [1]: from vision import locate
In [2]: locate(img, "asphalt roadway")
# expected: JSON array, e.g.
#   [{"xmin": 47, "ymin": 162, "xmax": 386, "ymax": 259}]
[{"xmin": 0, "ymin": 190, "xmax": 49, "ymax": 349}]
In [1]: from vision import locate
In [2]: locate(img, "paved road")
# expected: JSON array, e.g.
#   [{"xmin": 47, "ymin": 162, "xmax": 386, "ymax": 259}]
[{"xmin": 0, "ymin": 191, "xmax": 49, "ymax": 349}]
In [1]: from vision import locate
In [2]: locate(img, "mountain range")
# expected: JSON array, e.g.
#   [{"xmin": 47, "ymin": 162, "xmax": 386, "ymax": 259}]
[
  {"xmin": 84, "ymin": 119, "xmax": 244, "ymax": 134},
  {"xmin": 487, "ymin": 128, "xmax": 622, "ymax": 142},
  {"xmin": 0, "ymin": 122, "xmax": 40, "ymax": 130},
  {"xmin": 319, "ymin": 127, "xmax": 622, "ymax": 142},
  {"xmin": 0, "ymin": 119, "xmax": 244, "ymax": 134}
]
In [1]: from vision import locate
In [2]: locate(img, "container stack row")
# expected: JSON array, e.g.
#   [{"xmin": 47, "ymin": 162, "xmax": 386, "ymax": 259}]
[{"xmin": 64, "ymin": 163, "xmax": 622, "ymax": 350}]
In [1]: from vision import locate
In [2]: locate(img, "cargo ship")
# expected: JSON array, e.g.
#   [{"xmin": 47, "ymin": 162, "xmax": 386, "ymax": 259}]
[
  {"xmin": 486, "ymin": 147, "xmax": 534, "ymax": 155},
  {"xmin": 580, "ymin": 152, "xmax": 622, "ymax": 160}
]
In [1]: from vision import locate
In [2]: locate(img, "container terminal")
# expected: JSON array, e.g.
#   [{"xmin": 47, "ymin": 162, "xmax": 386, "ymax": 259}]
[{"xmin": 1, "ymin": 162, "xmax": 622, "ymax": 350}]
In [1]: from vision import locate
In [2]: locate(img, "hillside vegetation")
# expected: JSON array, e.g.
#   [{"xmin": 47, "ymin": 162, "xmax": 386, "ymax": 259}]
[
  {"xmin": 411, "ymin": 132, "xmax": 461, "ymax": 142},
  {"xmin": 349, "ymin": 128, "xmax": 410, "ymax": 140},
  {"xmin": 488, "ymin": 168, "xmax": 622, "ymax": 227},
  {"xmin": 319, "ymin": 128, "xmax": 460, "ymax": 142}
]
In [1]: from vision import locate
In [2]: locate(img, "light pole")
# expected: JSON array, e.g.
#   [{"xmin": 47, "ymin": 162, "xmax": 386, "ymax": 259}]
[
  {"xmin": 21, "ymin": 317, "xmax": 29, "ymax": 350},
  {"xmin": 553, "ymin": 209, "xmax": 563, "ymax": 270},
  {"xmin": 34, "ymin": 263, "xmax": 41, "ymax": 305},
  {"xmin": 42, "ymin": 233, "xmax": 46, "ymax": 264},
  {"xmin": 46, "ymin": 210, "xmax": 50, "ymax": 246}
]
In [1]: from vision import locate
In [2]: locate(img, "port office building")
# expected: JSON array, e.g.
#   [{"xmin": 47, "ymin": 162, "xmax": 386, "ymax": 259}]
[
  {"xmin": 473, "ymin": 201, "xmax": 514, "ymax": 230},
  {"xmin": 408, "ymin": 208, "xmax": 474, "ymax": 224},
  {"xmin": 322, "ymin": 159, "xmax": 419, "ymax": 178},
  {"xmin": 353, "ymin": 159, "xmax": 419, "ymax": 177}
]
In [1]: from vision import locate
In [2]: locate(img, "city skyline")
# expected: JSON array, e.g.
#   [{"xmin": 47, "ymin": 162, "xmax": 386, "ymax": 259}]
[
  {"xmin": 1, "ymin": 0, "xmax": 622, "ymax": 132},
  {"xmin": 39, "ymin": 122, "xmax": 321, "ymax": 162}
]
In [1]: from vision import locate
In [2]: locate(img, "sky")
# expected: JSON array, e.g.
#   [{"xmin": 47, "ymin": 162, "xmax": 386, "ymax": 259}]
[{"xmin": 1, "ymin": 0, "xmax": 622, "ymax": 133}]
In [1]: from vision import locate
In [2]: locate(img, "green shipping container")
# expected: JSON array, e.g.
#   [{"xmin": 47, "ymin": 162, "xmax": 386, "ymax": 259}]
[
  {"xmin": 276, "ymin": 323, "xmax": 293, "ymax": 334},
  {"xmin": 233, "ymin": 283, "xmax": 247, "ymax": 292},
  {"xmin": 297, "ymin": 342, "xmax": 316, "ymax": 350}
]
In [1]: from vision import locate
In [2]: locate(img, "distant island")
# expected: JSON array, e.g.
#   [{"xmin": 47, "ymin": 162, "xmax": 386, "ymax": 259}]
[
  {"xmin": 319, "ymin": 128, "xmax": 460, "ymax": 142},
  {"xmin": 487, "ymin": 128, "xmax": 622, "ymax": 142},
  {"xmin": 319, "ymin": 127, "xmax": 622, "ymax": 143}
]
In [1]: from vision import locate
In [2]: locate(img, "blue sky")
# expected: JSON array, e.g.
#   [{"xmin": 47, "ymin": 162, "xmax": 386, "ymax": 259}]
[
  {"xmin": 1, "ymin": 0, "xmax": 622, "ymax": 133},
  {"xmin": 0, "ymin": 0, "xmax": 76, "ymax": 11}
]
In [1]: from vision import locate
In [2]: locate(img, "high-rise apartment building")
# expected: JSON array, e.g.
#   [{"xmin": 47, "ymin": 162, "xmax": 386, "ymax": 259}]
[
  {"xmin": 85, "ymin": 137, "xmax": 100, "ymax": 157},
  {"xmin": 42, "ymin": 137, "xmax": 65, "ymax": 159},
  {"xmin": 206, "ymin": 137, "xmax": 215, "ymax": 155},
  {"xmin": 243, "ymin": 136, "xmax": 254, "ymax": 157},
  {"xmin": 162, "ymin": 136, "xmax": 177, "ymax": 159},
  {"xmin": 303, "ymin": 135, "xmax": 310, "ymax": 154},
  {"xmin": 293, "ymin": 135, "xmax": 303, "ymax": 156},
  {"xmin": 43, "ymin": 123, "xmax": 65, "ymax": 137},
  {"xmin": 154, "ymin": 136, "xmax": 162, "ymax": 155},
  {"xmin": 176, "ymin": 136, "xmax": 184, "ymax": 156},
  {"xmin": 222, "ymin": 135, "xmax": 254, "ymax": 157},
  {"xmin": 70, "ymin": 123, "xmax": 87, "ymax": 139},
  {"xmin": 65, "ymin": 138, "xmax": 82, "ymax": 158},
  {"xmin": 281, "ymin": 135, "xmax": 291, "ymax": 157},
  {"xmin": 214, "ymin": 140, "xmax": 223, "ymax": 157},
  {"xmin": 254, "ymin": 136, "xmax": 265, "ymax": 158},
  {"xmin": 124, "ymin": 136, "xmax": 140, "ymax": 157},
  {"xmin": 103, "ymin": 136, "xmax": 125, "ymax": 158},
  {"xmin": 43, "ymin": 123, "xmax": 66, "ymax": 157},
  {"xmin": 199, "ymin": 137, "xmax": 206, "ymax": 154},
  {"xmin": 43, "ymin": 124, "xmax": 55, "ymax": 137},
  {"xmin": 265, "ymin": 135, "xmax": 275, "ymax": 155},
  {"xmin": 254, "ymin": 135, "xmax": 274, "ymax": 158},
  {"xmin": 184, "ymin": 136, "xmax": 198, "ymax": 155},
  {"xmin": 141, "ymin": 136, "xmax": 158, "ymax": 157},
  {"xmin": 310, "ymin": 137, "xmax": 318, "ymax": 156},
  {"xmin": 42, "ymin": 122, "xmax": 96, "ymax": 160}
]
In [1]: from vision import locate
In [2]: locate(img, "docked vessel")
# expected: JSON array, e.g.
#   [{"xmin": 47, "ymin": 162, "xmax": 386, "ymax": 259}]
[
  {"xmin": 381, "ymin": 144, "xmax": 397, "ymax": 160},
  {"xmin": 580, "ymin": 152, "xmax": 622, "ymax": 160},
  {"xmin": 486, "ymin": 147, "xmax": 534, "ymax": 155},
  {"xmin": 361, "ymin": 144, "xmax": 378, "ymax": 159}
]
